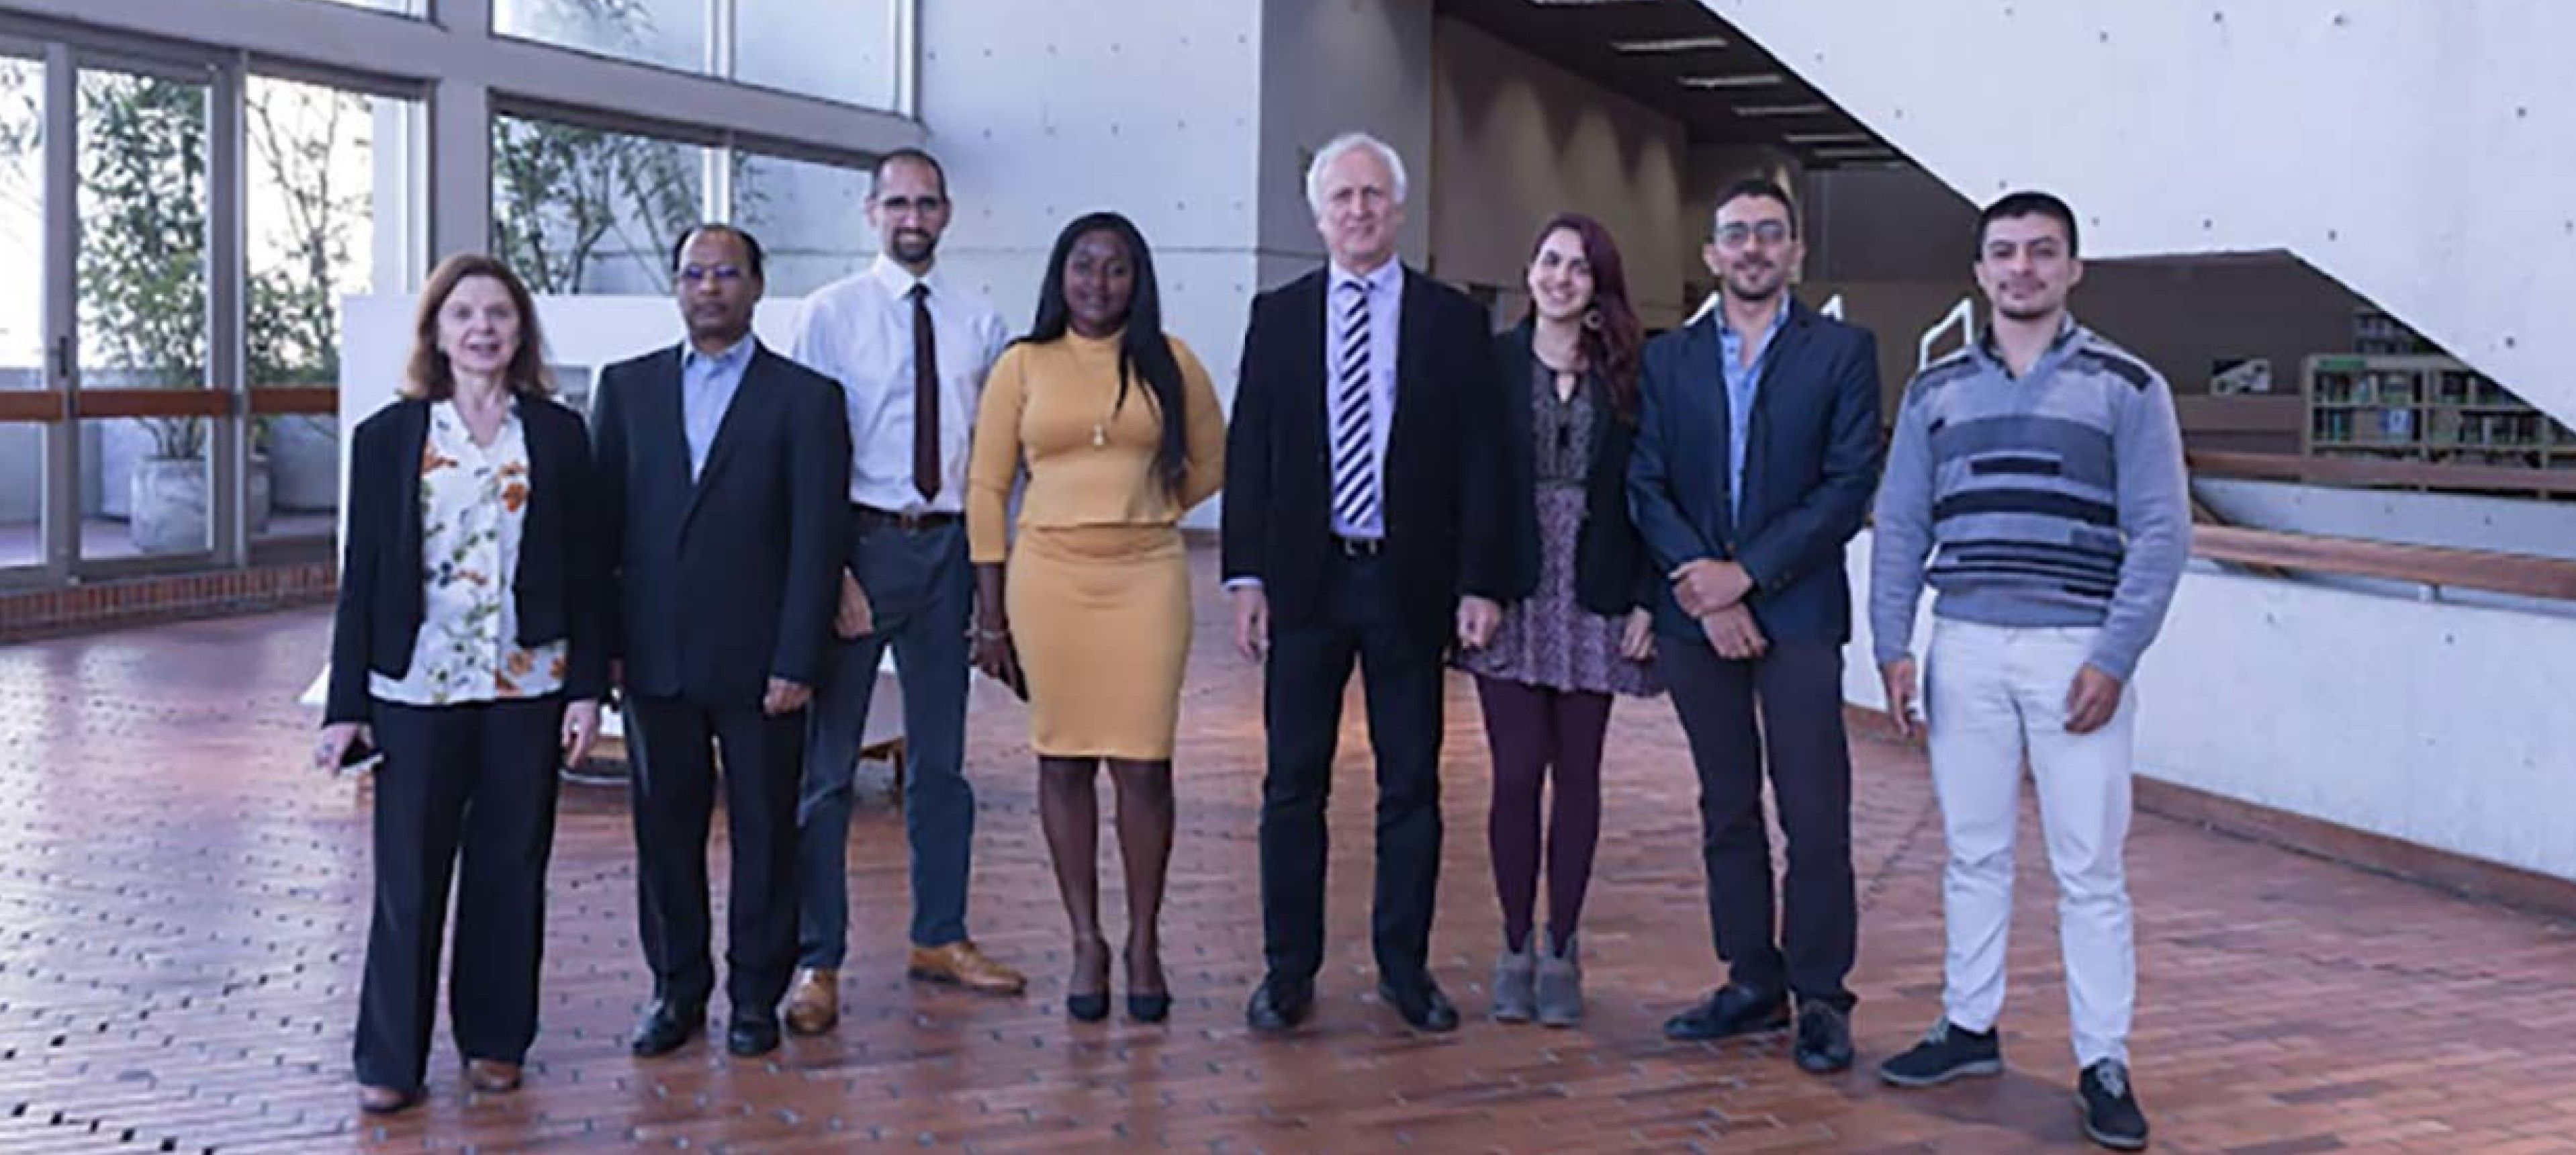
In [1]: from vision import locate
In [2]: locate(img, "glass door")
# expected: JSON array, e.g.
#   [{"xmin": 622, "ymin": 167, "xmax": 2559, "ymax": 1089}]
[
  {"xmin": 0, "ymin": 42, "xmax": 62, "ymax": 585},
  {"xmin": 69, "ymin": 52, "xmax": 230, "ymax": 571}
]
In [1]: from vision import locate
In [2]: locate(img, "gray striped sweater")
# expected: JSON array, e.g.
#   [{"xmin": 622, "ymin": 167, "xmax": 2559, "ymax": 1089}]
[{"xmin": 1869, "ymin": 318, "xmax": 2189, "ymax": 680}]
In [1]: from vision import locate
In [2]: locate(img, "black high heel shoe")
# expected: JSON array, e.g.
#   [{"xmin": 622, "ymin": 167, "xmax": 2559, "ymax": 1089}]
[
  {"xmin": 1067, "ymin": 941, "xmax": 1111, "ymax": 1023},
  {"xmin": 1125, "ymin": 949, "xmax": 1170, "ymax": 1024}
]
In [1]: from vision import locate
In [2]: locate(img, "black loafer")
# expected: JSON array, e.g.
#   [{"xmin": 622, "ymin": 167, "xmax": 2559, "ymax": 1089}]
[
  {"xmin": 1793, "ymin": 1001, "xmax": 1855, "ymax": 1074},
  {"xmin": 1378, "ymin": 978, "xmax": 1460, "ymax": 1033},
  {"xmin": 1244, "ymin": 976, "xmax": 1313, "ymax": 1034},
  {"xmin": 629, "ymin": 999, "xmax": 705, "ymax": 1058},
  {"xmin": 1661, "ymin": 984, "xmax": 1790, "ymax": 1042},
  {"xmin": 725, "ymin": 1011, "xmax": 781, "ymax": 1057}
]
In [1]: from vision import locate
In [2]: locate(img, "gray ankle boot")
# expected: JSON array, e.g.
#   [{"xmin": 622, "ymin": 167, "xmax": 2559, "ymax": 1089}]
[
  {"xmin": 1490, "ymin": 939, "xmax": 1536, "ymax": 1023},
  {"xmin": 1534, "ymin": 931, "xmax": 1582, "ymax": 1027}
]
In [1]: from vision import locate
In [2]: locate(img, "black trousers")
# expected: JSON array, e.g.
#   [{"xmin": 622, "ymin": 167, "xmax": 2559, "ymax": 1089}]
[
  {"xmin": 1258, "ymin": 552, "xmax": 1446, "ymax": 987},
  {"xmin": 357, "ymin": 696, "xmax": 565, "ymax": 1090},
  {"xmin": 627, "ymin": 694, "xmax": 806, "ymax": 1015},
  {"xmin": 1657, "ymin": 636, "xmax": 1858, "ymax": 1010}
]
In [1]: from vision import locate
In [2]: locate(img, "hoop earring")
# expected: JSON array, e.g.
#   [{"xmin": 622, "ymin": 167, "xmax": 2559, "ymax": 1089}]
[{"xmin": 1582, "ymin": 308, "xmax": 1603, "ymax": 331}]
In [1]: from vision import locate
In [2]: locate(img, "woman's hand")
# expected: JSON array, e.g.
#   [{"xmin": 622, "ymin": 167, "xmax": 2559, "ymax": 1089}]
[
  {"xmin": 314, "ymin": 721, "xmax": 372, "ymax": 774},
  {"xmin": 970, "ymin": 618, "xmax": 1023, "ymax": 696},
  {"xmin": 561, "ymin": 699, "xmax": 603, "ymax": 767},
  {"xmin": 1619, "ymin": 608, "xmax": 1656, "ymax": 662}
]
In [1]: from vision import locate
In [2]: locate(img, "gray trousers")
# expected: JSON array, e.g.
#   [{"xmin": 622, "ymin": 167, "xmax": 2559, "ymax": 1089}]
[{"xmin": 798, "ymin": 516, "xmax": 975, "ymax": 963}]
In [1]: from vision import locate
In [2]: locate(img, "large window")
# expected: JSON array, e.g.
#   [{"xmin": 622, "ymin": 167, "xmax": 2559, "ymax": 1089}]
[
  {"xmin": 246, "ymin": 76, "xmax": 410, "ymax": 545},
  {"xmin": 0, "ymin": 54, "xmax": 46, "ymax": 571},
  {"xmin": 738, "ymin": 0, "xmax": 904, "ymax": 110},
  {"xmin": 494, "ymin": 0, "xmax": 906, "ymax": 113},
  {"xmin": 492, "ymin": 112, "xmax": 704, "ymax": 295},
  {"xmin": 735, "ymin": 150, "xmax": 873, "ymax": 296},
  {"xmin": 494, "ymin": 0, "xmax": 706, "ymax": 75}
]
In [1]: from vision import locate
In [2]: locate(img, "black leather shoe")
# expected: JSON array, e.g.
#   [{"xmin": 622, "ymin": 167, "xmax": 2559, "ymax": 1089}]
[
  {"xmin": 1244, "ymin": 976, "xmax": 1313, "ymax": 1034},
  {"xmin": 725, "ymin": 1011, "xmax": 781, "ymax": 1057},
  {"xmin": 629, "ymin": 999, "xmax": 704, "ymax": 1057},
  {"xmin": 1378, "ymin": 978, "xmax": 1461, "ymax": 1033},
  {"xmin": 1661, "ymin": 984, "xmax": 1790, "ymax": 1042},
  {"xmin": 1793, "ymin": 1001, "xmax": 1855, "ymax": 1073}
]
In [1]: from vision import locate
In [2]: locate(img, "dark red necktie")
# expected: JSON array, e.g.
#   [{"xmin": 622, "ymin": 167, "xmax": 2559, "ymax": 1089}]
[{"xmin": 909, "ymin": 283, "xmax": 939, "ymax": 502}]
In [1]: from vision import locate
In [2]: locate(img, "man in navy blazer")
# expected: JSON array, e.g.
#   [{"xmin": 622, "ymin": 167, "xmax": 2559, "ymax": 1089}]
[
  {"xmin": 593, "ymin": 224, "xmax": 851, "ymax": 1060},
  {"xmin": 1627, "ymin": 179, "xmax": 1882, "ymax": 1074}
]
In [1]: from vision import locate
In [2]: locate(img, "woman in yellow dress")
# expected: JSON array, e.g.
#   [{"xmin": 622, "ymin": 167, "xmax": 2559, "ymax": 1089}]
[{"xmin": 966, "ymin": 212, "xmax": 1224, "ymax": 1023}]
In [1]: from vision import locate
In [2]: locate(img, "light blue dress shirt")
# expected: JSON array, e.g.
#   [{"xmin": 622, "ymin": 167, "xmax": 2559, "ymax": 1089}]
[
  {"xmin": 680, "ymin": 335, "xmax": 755, "ymax": 481},
  {"xmin": 1718, "ymin": 302, "xmax": 1789, "ymax": 522}
]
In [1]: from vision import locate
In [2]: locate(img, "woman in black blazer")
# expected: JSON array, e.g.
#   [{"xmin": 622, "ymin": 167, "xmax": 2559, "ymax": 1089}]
[
  {"xmin": 1459, "ymin": 214, "xmax": 1663, "ymax": 1029},
  {"xmin": 314, "ymin": 254, "xmax": 606, "ymax": 1115}
]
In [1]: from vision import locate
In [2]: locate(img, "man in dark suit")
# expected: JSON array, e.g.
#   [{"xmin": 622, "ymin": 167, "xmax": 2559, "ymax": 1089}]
[
  {"xmin": 1628, "ymin": 179, "xmax": 1882, "ymax": 1074},
  {"xmin": 592, "ymin": 224, "xmax": 851, "ymax": 1058},
  {"xmin": 1222, "ymin": 131, "xmax": 1508, "ymax": 1035}
]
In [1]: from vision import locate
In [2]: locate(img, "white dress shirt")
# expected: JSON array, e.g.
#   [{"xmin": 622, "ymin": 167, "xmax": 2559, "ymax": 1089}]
[{"xmin": 788, "ymin": 254, "xmax": 1010, "ymax": 514}]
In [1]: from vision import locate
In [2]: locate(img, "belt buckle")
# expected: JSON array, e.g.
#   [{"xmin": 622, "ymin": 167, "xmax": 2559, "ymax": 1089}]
[{"xmin": 1335, "ymin": 535, "xmax": 1383, "ymax": 558}]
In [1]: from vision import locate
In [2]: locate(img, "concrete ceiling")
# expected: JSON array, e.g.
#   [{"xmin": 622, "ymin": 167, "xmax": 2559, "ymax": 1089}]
[{"xmin": 1434, "ymin": 0, "xmax": 1902, "ymax": 169}]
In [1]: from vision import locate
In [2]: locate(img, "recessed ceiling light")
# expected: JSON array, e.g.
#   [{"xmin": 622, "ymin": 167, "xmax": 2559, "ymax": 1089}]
[
  {"xmin": 1733, "ymin": 102, "xmax": 1830, "ymax": 117},
  {"xmin": 1812, "ymin": 146, "xmax": 1899, "ymax": 160},
  {"xmin": 1612, "ymin": 35, "xmax": 1731, "ymax": 53},
  {"xmin": 1679, "ymin": 73, "xmax": 1784, "ymax": 89},
  {"xmin": 1783, "ymin": 132, "xmax": 1872, "ymax": 145}
]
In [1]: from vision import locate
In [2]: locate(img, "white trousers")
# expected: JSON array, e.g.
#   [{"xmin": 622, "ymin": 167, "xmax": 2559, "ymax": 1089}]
[{"xmin": 1926, "ymin": 619, "xmax": 2135, "ymax": 1068}]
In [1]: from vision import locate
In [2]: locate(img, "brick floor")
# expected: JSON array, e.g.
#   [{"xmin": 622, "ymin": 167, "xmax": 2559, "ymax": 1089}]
[{"xmin": 0, "ymin": 547, "xmax": 2571, "ymax": 1152}]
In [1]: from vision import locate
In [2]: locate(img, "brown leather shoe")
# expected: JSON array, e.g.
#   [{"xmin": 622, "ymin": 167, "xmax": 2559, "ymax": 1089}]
[
  {"xmin": 906, "ymin": 940, "xmax": 1026, "ymax": 995},
  {"xmin": 463, "ymin": 1058, "xmax": 521, "ymax": 1093},
  {"xmin": 784, "ymin": 967, "xmax": 840, "ymax": 1035},
  {"xmin": 357, "ymin": 1084, "xmax": 421, "ymax": 1115}
]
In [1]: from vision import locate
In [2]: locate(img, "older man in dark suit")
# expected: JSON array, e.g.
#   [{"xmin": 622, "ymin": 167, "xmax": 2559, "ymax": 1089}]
[
  {"xmin": 592, "ymin": 224, "xmax": 850, "ymax": 1059},
  {"xmin": 1223, "ymin": 131, "xmax": 1508, "ymax": 1036},
  {"xmin": 1628, "ymin": 179, "xmax": 1882, "ymax": 1074}
]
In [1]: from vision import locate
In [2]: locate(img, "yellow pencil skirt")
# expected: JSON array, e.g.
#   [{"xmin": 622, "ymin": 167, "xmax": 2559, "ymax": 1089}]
[{"xmin": 1004, "ymin": 524, "xmax": 1193, "ymax": 760}]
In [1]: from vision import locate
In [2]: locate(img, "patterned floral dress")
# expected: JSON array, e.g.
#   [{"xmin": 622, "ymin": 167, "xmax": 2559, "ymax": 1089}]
[
  {"xmin": 369, "ymin": 400, "xmax": 567, "ymax": 706},
  {"xmin": 1457, "ymin": 365, "xmax": 1662, "ymax": 698}
]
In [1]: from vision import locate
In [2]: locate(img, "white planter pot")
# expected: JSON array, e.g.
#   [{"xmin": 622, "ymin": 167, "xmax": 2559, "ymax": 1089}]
[{"xmin": 129, "ymin": 457, "xmax": 208, "ymax": 555}]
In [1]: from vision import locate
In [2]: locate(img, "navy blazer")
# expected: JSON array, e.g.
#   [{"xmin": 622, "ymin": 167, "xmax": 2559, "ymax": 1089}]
[
  {"xmin": 590, "ymin": 340, "xmax": 851, "ymax": 708},
  {"xmin": 325, "ymin": 395, "xmax": 608, "ymax": 724},
  {"xmin": 1220, "ymin": 265, "xmax": 1509, "ymax": 648},
  {"xmin": 1626, "ymin": 298, "xmax": 1882, "ymax": 644}
]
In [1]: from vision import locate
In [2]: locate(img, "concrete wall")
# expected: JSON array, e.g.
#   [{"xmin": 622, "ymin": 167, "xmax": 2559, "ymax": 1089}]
[
  {"xmin": 1254, "ymin": 0, "xmax": 1436, "ymax": 293},
  {"xmin": 1843, "ymin": 532, "xmax": 2576, "ymax": 884},
  {"xmin": 1708, "ymin": 0, "xmax": 2576, "ymax": 430},
  {"xmin": 1427, "ymin": 17, "xmax": 1691, "ymax": 326}
]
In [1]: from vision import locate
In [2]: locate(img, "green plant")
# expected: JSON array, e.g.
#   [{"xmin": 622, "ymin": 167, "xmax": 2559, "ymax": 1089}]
[{"xmin": 77, "ymin": 71, "xmax": 209, "ymax": 459}]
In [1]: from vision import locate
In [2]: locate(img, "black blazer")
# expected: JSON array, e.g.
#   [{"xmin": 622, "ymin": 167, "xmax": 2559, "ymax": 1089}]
[
  {"xmin": 1492, "ymin": 322, "xmax": 1656, "ymax": 618},
  {"xmin": 324, "ymin": 396, "xmax": 608, "ymax": 725},
  {"xmin": 1220, "ymin": 265, "xmax": 1508, "ymax": 647},
  {"xmin": 591, "ymin": 340, "xmax": 851, "ymax": 708},
  {"xmin": 1627, "ymin": 297, "xmax": 1882, "ymax": 644}
]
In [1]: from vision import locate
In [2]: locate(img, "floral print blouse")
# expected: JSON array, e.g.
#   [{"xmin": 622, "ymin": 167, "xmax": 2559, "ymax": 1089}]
[{"xmin": 369, "ymin": 400, "xmax": 567, "ymax": 706}]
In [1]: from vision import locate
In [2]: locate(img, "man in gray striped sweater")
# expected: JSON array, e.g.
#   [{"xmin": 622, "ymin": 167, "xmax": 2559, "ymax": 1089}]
[{"xmin": 1868, "ymin": 191, "xmax": 2188, "ymax": 1152}]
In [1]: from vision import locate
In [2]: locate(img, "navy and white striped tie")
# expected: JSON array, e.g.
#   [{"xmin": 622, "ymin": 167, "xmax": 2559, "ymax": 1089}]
[{"xmin": 1330, "ymin": 279, "xmax": 1379, "ymax": 533}]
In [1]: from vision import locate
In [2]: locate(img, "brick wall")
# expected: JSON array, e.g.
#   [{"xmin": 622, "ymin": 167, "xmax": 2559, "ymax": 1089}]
[{"xmin": 0, "ymin": 563, "xmax": 337, "ymax": 642}]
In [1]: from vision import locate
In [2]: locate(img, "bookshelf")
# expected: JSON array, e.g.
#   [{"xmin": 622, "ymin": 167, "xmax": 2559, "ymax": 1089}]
[{"xmin": 2304, "ymin": 354, "xmax": 2576, "ymax": 471}]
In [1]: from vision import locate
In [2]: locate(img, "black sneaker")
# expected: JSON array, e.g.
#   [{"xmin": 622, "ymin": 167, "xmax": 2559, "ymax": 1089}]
[
  {"xmin": 2078, "ymin": 1060, "xmax": 2150, "ymax": 1150},
  {"xmin": 1877, "ymin": 1019, "xmax": 2003, "ymax": 1087}
]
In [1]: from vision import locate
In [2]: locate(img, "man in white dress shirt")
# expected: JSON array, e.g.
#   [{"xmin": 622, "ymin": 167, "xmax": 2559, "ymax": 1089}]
[{"xmin": 783, "ymin": 149, "xmax": 1025, "ymax": 1032}]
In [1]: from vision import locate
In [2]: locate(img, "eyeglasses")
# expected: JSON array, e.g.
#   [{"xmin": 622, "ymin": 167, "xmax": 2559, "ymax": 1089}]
[
  {"xmin": 678, "ymin": 264, "xmax": 745, "ymax": 284},
  {"xmin": 1716, "ymin": 221, "xmax": 1792, "ymax": 247}
]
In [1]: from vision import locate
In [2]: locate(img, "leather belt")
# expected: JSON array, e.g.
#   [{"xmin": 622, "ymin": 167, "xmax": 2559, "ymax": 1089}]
[
  {"xmin": 1331, "ymin": 535, "xmax": 1385, "ymax": 558},
  {"xmin": 854, "ymin": 504, "xmax": 960, "ymax": 532}
]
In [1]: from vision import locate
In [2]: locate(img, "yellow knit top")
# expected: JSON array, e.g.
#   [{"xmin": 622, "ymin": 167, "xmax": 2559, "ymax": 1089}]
[{"xmin": 966, "ymin": 330, "xmax": 1226, "ymax": 563}]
